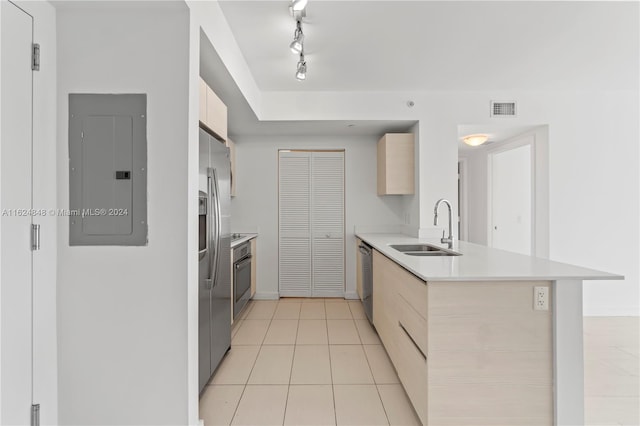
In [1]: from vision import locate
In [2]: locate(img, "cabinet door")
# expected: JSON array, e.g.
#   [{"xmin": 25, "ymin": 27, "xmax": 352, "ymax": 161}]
[
  {"xmin": 250, "ymin": 238, "xmax": 256, "ymax": 297},
  {"xmin": 206, "ymin": 85, "xmax": 227, "ymax": 141},
  {"xmin": 356, "ymin": 238, "xmax": 363, "ymax": 300},
  {"xmin": 377, "ymin": 133, "xmax": 415, "ymax": 195},
  {"xmin": 199, "ymin": 77, "xmax": 207, "ymax": 124}
]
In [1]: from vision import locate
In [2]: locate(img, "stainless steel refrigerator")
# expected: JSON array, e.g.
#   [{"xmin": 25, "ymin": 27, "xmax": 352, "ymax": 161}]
[{"xmin": 198, "ymin": 128, "xmax": 231, "ymax": 393}]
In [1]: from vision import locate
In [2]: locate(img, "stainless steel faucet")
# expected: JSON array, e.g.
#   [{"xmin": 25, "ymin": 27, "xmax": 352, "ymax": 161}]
[{"xmin": 433, "ymin": 198, "xmax": 453, "ymax": 247}]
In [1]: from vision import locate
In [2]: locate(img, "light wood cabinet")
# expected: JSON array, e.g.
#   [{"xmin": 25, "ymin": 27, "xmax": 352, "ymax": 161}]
[
  {"xmin": 199, "ymin": 77, "xmax": 207, "ymax": 124},
  {"xmin": 373, "ymin": 250, "xmax": 427, "ymax": 425},
  {"xmin": 199, "ymin": 76, "xmax": 228, "ymax": 142},
  {"xmin": 377, "ymin": 133, "xmax": 415, "ymax": 195},
  {"xmin": 250, "ymin": 238, "xmax": 256, "ymax": 297},
  {"xmin": 226, "ymin": 138, "xmax": 236, "ymax": 197},
  {"xmin": 356, "ymin": 238, "xmax": 363, "ymax": 300},
  {"xmin": 372, "ymin": 249, "xmax": 554, "ymax": 426}
]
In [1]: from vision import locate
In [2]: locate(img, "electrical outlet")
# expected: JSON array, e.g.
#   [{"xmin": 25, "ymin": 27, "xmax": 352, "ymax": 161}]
[{"xmin": 534, "ymin": 286, "xmax": 549, "ymax": 311}]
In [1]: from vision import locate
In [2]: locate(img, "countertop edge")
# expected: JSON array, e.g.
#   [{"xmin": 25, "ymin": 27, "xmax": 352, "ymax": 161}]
[
  {"xmin": 230, "ymin": 233, "xmax": 258, "ymax": 249},
  {"xmin": 357, "ymin": 233, "xmax": 624, "ymax": 282}
]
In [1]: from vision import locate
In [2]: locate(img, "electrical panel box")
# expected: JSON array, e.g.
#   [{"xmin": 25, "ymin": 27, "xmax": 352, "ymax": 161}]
[{"xmin": 69, "ymin": 94, "xmax": 147, "ymax": 245}]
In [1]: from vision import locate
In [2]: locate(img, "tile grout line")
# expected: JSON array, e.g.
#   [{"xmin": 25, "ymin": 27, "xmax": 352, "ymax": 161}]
[
  {"xmin": 359, "ymin": 314, "xmax": 392, "ymax": 425},
  {"xmin": 228, "ymin": 303, "xmax": 276, "ymax": 425},
  {"xmin": 281, "ymin": 302, "xmax": 302, "ymax": 425},
  {"xmin": 324, "ymin": 303, "xmax": 339, "ymax": 426}
]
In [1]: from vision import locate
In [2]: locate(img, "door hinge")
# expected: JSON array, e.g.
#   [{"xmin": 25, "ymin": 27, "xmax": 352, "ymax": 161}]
[
  {"xmin": 31, "ymin": 224, "xmax": 40, "ymax": 251},
  {"xmin": 32, "ymin": 43, "xmax": 40, "ymax": 71},
  {"xmin": 31, "ymin": 404, "xmax": 40, "ymax": 426}
]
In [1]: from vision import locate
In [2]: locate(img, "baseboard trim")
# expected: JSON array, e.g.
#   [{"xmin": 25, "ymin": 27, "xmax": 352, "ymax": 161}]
[
  {"xmin": 344, "ymin": 291, "xmax": 359, "ymax": 300},
  {"xmin": 252, "ymin": 292, "xmax": 280, "ymax": 300}
]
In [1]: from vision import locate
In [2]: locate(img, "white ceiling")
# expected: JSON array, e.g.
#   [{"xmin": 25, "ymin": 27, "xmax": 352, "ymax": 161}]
[
  {"xmin": 200, "ymin": 30, "xmax": 416, "ymax": 138},
  {"xmin": 218, "ymin": 0, "xmax": 639, "ymax": 92}
]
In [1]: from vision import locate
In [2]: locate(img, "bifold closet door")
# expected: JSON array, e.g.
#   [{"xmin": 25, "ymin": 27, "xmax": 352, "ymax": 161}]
[
  {"xmin": 311, "ymin": 152, "xmax": 344, "ymax": 297},
  {"xmin": 279, "ymin": 151, "xmax": 344, "ymax": 297},
  {"xmin": 279, "ymin": 152, "xmax": 312, "ymax": 297}
]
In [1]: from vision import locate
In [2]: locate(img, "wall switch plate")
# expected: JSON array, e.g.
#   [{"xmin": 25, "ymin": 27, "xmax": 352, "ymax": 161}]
[{"xmin": 534, "ymin": 286, "xmax": 549, "ymax": 311}]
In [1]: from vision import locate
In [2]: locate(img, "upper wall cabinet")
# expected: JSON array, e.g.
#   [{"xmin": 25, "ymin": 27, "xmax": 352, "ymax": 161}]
[
  {"xmin": 377, "ymin": 133, "xmax": 415, "ymax": 195},
  {"xmin": 199, "ymin": 77, "xmax": 228, "ymax": 142}
]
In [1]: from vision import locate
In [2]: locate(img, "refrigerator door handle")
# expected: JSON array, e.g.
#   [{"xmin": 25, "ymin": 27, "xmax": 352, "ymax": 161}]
[
  {"xmin": 209, "ymin": 167, "xmax": 222, "ymax": 290},
  {"xmin": 207, "ymin": 170, "xmax": 216, "ymax": 284}
]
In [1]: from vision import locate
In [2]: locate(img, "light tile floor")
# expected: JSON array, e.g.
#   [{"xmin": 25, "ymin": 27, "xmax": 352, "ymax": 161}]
[
  {"xmin": 584, "ymin": 316, "xmax": 639, "ymax": 426},
  {"xmin": 201, "ymin": 300, "xmax": 639, "ymax": 426},
  {"xmin": 201, "ymin": 298, "xmax": 419, "ymax": 426}
]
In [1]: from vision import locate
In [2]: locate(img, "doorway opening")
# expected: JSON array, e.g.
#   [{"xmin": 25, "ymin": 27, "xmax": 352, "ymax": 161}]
[{"xmin": 457, "ymin": 125, "xmax": 549, "ymax": 258}]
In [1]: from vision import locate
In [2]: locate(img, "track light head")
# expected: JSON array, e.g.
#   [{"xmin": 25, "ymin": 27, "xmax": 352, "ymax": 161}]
[
  {"xmin": 290, "ymin": 21, "xmax": 304, "ymax": 54},
  {"xmin": 296, "ymin": 54, "xmax": 307, "ymax": 81},
  {"xmin": 291, "ymin": 0, "xmax": 308, "ymax": 12}
]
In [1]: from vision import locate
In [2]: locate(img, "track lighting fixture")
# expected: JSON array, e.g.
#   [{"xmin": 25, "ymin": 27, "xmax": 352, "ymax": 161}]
[
  {"xmin": 288, "ymin": 1, "xmax": 309, "ymax": 80},
  {"xmin": 296, "ymin": 53, "xmax": 307, "ymax": 81},
  {"xmin": 290, "ymin": 20, "xmax": 304, "ymax": 54}
]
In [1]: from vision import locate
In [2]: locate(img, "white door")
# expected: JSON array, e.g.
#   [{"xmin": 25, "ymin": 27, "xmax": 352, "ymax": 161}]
[
  {"xmin": 1, "ymin": 1, "xmax": 34, "ymax": 423},
  {"xmin": 279, "ymin": 152, "xmax": 312, "ymax": 296},
  {"xmin": 311, "ymin": 152, "xmax": 344, "ymax": 297},
  {"xmin": 279, "ymin": 151, "xmax": 345, "ymax": 297},
  {"xmin": 489, "ymin": 142, "xmax": 533, "ymax": 255}
]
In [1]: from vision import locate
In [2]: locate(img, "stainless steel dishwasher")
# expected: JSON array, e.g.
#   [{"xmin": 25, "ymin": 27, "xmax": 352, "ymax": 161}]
[{"xmin": 359, "ymin": 242, "xmax": 373, "ymax": 324}]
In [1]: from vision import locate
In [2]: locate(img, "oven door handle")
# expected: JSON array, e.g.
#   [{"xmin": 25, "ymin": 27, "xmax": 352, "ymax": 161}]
[{"xmin": 234, "ymin": 254, "xmax": 252, "ymax": 270}]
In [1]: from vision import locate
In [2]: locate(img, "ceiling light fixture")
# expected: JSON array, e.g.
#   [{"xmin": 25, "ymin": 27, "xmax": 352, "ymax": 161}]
[
  {"xmin": 289, "ymin": 20, "xmax": 304, "ymax": 54},
  {"xmin": 462, "ymin": 134, "xmax": 489, "ymax": 147},
  {"xmin": 296, "ymin": 52, "xmax": 307, "ymax": 80}
]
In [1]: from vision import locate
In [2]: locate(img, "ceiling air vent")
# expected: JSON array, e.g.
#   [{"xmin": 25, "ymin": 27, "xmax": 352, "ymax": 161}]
[{"xmin": 490, "ymin": 101, "xmax": 517, "ymax": 117}]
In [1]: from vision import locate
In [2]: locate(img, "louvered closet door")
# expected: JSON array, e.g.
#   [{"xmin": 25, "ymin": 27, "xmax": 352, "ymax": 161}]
[
  {"xmin": 279, "ymin": 151, "xmax": 345, "ymax": 297},
  {"xmin": 279, "ymin": 152, "xmax": 312, "ymax": 296},
  {"xmin": 311, "ymin": 152, "xmax": 344, "ymax": 297}
]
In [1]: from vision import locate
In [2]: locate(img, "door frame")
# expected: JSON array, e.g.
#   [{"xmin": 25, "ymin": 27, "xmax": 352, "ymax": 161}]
[
  {"xmin": 1, "ymin": 1, "xmax": 35, "ymax": 422},
  {"xmin": 277, "ymin": 149, "xmax": 346, "ymax": 298},
  {"xmin": 486, "ymin": 134, "xmax": 536, "ymax": 255},
  {"xmin": 457, "ymin": 158, "xmax": 469, "ymax": 241}
]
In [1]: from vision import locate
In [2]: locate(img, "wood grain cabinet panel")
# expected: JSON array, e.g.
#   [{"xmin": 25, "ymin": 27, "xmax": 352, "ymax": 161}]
[
  {"xmin": 372, "ymin": 249, "xmax": 554, "ymax": 426},
  {"xmin": 377, "ymin": 133, "xmax": 415, "ymax": 195},
  {"xmin": 250, "ymin": 238, "xmax": 256, "ymax": 297},
  {"xmin": 199, "ymin": 77, "xmax": 207, "ymax": 124},
  {"xmin": 356, "ymin": 238, "xmax": 363, "ymax": 300},
  {"xmin": 199, "ymin": 77, "xmax": 228, "ymax": 142}
]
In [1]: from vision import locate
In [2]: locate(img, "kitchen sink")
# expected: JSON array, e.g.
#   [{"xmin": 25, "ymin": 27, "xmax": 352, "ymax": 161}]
[{"xmin": 390, "ymin": 244, "xmax": 461, "ymax": 257}]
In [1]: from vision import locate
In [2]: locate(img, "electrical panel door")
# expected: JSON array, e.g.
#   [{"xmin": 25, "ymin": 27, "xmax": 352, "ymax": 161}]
[{"xmin": 69, "ymin": 94, "xmax": 147, "ymax": 245}]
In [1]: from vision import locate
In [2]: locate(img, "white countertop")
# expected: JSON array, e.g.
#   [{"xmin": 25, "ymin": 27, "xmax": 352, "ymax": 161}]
[
  {"xmin": 357, "ymin": 233, "xmax": 623, "ymax": 282},
  {"xmin": 230, "ymin": 233, "xmax": 258, "ymax": 249}
]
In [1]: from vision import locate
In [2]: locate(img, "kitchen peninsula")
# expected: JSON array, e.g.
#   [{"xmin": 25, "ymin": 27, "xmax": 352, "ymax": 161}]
[{"xmin": 357, "ymin": 233, "xmax": 622, "ymax": 426}]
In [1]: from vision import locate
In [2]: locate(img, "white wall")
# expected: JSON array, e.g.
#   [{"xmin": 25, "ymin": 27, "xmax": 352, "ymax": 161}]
[
  {"xmin": 253, "ymin": 90, "xmax": 639, "ymax": 316},
  {"xmin": 56, "ymin": 3, "xmax": 191, "ymax": 424},
  {"xmin": 230, "ymin": 135, "xmax": 405, "ymax": 299}
]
